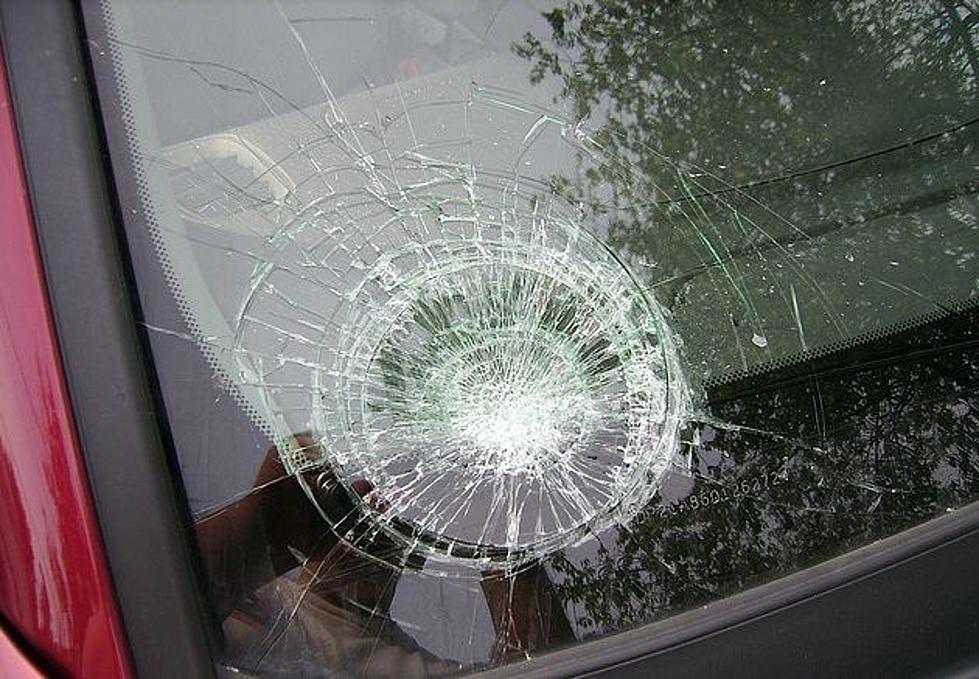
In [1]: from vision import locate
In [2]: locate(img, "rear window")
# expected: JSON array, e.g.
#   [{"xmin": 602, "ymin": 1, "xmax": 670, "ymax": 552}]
[{"xmin": 83, "ymin": 1, "xmax": 978, "ymax": 676}]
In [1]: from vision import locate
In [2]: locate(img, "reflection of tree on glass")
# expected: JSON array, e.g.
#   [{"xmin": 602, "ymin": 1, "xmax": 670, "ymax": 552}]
[
  {"xmin": 502, "ymin": 0, "xmax": 979, "ymax": 637},
  {"xmin": 550, "ymin": 306, "xmax": 979, "ymax": 633},
  {"xmin": 515, "ymin": 0, "xmax": 978, "ymax": 377}
]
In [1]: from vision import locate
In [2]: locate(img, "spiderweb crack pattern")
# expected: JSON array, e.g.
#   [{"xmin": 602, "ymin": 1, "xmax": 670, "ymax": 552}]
[{"xmin": 221, "ymin": 81, "xmax": 690, "ymax": 568}]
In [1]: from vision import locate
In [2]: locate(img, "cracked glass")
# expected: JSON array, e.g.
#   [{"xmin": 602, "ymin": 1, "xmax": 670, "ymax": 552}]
[{"xmin": 83, "ymin": 1, "xmax": 978, "ymax": 676}]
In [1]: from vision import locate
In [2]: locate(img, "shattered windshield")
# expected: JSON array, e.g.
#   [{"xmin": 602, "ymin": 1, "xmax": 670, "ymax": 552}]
[{"xmin": 84, "ymin": 1, "xmax": 978, "ymax": 676}]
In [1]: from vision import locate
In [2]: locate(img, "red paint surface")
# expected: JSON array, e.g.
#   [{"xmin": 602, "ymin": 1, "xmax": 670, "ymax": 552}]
[{"xmin": 0, "ymin": 45, "xmax": 134, "ymax": 678}]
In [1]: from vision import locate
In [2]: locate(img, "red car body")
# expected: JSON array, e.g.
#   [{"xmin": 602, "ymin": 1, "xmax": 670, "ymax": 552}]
[{"xmin": 0, "ymin": 44, "xmax": 132, "ymax": 679}]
